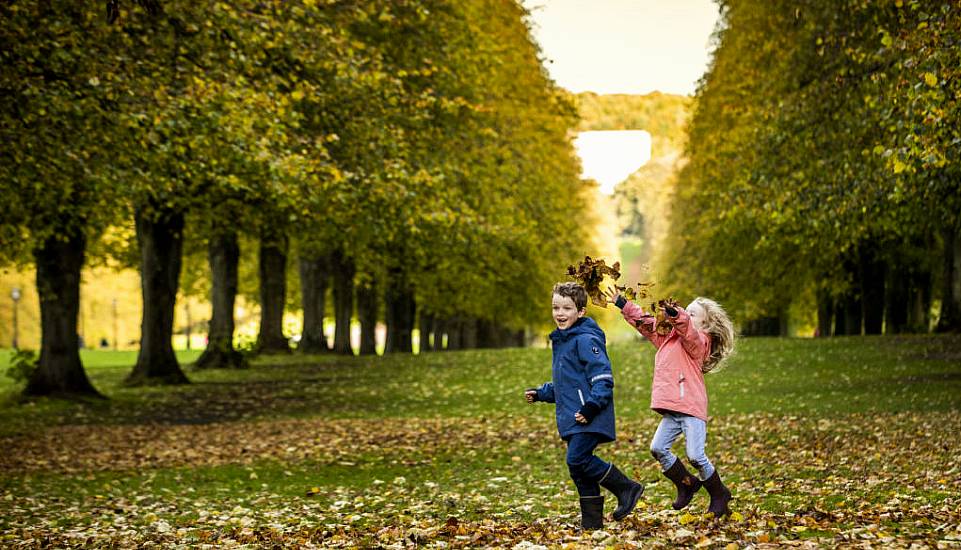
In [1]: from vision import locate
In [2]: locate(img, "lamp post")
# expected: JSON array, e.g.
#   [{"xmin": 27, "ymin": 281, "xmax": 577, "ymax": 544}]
[
  {"xmin": 112, "ymin": 298, "xmax": 118, "ymax": 350},
  {"xmin": 11, "ymin": 287, "xmax": 21, "ymax": 350}
]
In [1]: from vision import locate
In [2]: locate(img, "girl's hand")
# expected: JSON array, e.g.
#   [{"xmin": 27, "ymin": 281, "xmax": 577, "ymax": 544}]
[
  {"xmin": 602, "ymin": 286, "xmax": 620, "ymax": 305},
  {"xmin": 574, "ymin": 412, "xmax": 588, "ymax": 424}
]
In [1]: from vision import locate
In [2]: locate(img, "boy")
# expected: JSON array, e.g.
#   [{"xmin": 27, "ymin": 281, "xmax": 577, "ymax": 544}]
[{"xmin": 525, "ymin": 282, "xmax": 643, "ymax": 530}]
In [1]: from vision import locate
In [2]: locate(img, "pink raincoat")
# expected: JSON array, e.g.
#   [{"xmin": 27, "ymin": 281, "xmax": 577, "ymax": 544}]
[{"xmin": 620, "ymin": 302, "xmax": 711, "ymax": 421}]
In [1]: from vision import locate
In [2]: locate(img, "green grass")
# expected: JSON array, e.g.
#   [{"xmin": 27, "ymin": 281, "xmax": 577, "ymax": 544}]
[
  {"xmin": 1, "ymin": 336, "xmax": 960, "ymax": 547},
  {"xmin": 2, "ymin": 336, "xmax": 958, "ymax": 433}
]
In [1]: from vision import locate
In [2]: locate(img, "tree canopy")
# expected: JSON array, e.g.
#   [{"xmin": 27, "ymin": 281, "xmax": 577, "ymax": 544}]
[{"xmin": 658, "ymin": 0, "xmax": 961, "ymax": 332}]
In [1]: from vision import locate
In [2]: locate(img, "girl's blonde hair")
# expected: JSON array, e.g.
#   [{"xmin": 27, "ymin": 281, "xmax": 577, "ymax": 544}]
[{"xmin": 691, "ymin": 297, "xmax": 736, "ymax": 373}]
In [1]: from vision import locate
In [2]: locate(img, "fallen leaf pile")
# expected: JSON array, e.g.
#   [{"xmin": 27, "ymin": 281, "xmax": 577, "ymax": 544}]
[{"xmin": 1, "ymin": 411, "xmax": 959, "ymax": 548}]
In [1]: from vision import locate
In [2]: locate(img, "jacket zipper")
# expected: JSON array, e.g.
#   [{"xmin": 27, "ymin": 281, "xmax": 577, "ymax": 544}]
[{"xmin": 577, "ymin": 389, "xmax": 585, "ymax": 406}]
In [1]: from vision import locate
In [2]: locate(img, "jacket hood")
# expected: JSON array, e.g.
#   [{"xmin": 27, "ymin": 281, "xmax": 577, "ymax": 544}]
[{"xmin": 550, "ymin": 316, "xmax": 604, "ymax": 343}]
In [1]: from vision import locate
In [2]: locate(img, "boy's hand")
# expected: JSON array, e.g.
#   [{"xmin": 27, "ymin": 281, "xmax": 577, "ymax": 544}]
[
  {"xmin": 525, "ymin": 389, "xmax": 538, "ymax": 403},
  {"xmin": 575, "ymin": 402, "xmax": 600, "ymax": 424}
]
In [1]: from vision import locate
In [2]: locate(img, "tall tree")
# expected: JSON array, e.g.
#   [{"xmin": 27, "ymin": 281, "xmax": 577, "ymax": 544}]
[{"xmin": 0, "ymin": 1, "xmax": 127, "ymax": 396}]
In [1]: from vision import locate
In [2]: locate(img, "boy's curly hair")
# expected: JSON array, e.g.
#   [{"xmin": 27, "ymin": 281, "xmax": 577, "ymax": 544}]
[
  {"xmin": 691, "ymin": 297, "xmax": 736, "ymax": 373},
  {"xmin": 553, "ymin": 282, "xmax": 588, "ymax": 311}
]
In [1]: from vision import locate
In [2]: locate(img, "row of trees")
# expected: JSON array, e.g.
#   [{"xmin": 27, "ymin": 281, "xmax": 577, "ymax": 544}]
[
  {"xmin": 578, "ymin": 93, "xmax": 692, "ymax": 285},
  {"xmin": 0, "ymin": 0, "xmax": 596, "ymax": 397},
  {"xmin": 659, "ymin": 0, "xmax": 961, "ymax": 335}
]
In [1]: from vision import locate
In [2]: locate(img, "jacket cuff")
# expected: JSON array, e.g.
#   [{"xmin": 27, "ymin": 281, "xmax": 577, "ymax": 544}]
[
  {"xmin": 614, "ymin": 296, "xmax": 627, "ymax": 309},
  {"xmin": 578, "ymin": 401, "xmax": 601, "ymax": 422}
]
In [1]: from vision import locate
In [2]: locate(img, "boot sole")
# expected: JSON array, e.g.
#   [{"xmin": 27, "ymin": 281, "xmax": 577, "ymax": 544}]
[
  {"xmin": 612, "ymin": 484, "xmax": 644, "ymax": 521},
  {"xmin": 708, "ymin": 491, "xmax": 732, "ymax": 518}
]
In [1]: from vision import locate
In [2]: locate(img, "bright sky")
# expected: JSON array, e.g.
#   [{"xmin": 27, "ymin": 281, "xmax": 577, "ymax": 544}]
[
  {"xmin": 573, "ymin": 130, "xmax": 651, "ymax": 193},
  {"xmin": 523, "ymin": 0, "xmax": 720, "ymax": 193}
]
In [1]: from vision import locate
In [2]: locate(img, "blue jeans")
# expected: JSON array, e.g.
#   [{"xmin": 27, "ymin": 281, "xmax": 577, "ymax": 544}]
[
  {"xmin": 650, "ymin": 412, "xmax": 715, "ymax": 480},
  {"xmin": 566, "ymin": 432, "xmax": 611, "ymax": 497}
]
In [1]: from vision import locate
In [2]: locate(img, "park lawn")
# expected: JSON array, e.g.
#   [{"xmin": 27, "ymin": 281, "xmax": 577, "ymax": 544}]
[{"xmin": 1, "ymin": 335, "xmax": 960, "ymax": 548}]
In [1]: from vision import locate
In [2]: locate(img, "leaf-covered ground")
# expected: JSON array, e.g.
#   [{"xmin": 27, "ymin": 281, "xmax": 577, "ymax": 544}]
[{"xmin": 2, "ymin": 336, "xmax": 960, "ymax": 548}]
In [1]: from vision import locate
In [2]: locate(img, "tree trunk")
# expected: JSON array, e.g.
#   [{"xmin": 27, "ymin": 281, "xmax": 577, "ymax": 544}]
[
  {"xmin": 860, "ymin": 246, "xmax": 885, "ymax": 335},
  {"xmin": 331, "ymin": 250, "xmax": 355, "ymax": 354},
  {"xmin": 257, "ymin": 229, "xmax": 290, "ymax": 353},
  {"xmin": 196, "ymin": 230, "xmax": 246, "ymax": 369},
  {"xmin": 418, "ymin": 312, "xmax": 435, "ymax": 354},
  {"xmin": 356, "ymin": 283, "xmax": 378, "ymax": 355},
  {"xmin": 884, "ymin": 261, "xmax": 909, "ymax": 335},
  {"xmin": 461, "ymin": 317, "xmax": 478, "ymax": 349},
  {"xmin": 833, "ymin": 300, "xmax": 846, "ymax": 336},
  {"xmin": 907, "ymin": 267, "xmax": 932, "ymax": 333},
  {"xmin": 515, "ymin": 329, "xmax": 527, "ymax": 347},
  {"xmin": 937, "ymin": 225, "xmax": 961, "ymax": 332},
  {"xmin": 834, "ymin": 251, "xmax": 862, "ymax": 336},
  {"xmin": 385, "ymin": 282, "xmax": 415, "ymax": 353},
  {"xmin": 126, "ymin": 207, "xmax": 189, "ymax": 386},
  {"xmin": 742, "ymin": 316, "xmax": 780, "ymax": 336},
  {"xmin": 298, "ymin": 255, "xmax": 330, "ymax": 354},
  {"xmin": 446, "ymin": 317, "xmax": 462, "ymax": 350},
  {"xmin": 815, "ymin": 287, "xmax": 833, "ymax": 337},
  {"xmin": 476, "ymin": 319, "xmax": 496, "ymax": 349},
  {"xmin": 24, "ymin": 231, "xmax": 102, "ymax": 397},
  {"xmin": 432, "ymin": 317, "xmax": 447, "ymax": 351},
  {"xmin": 841, "ymin": 292, "xmax": 862, "ymax": 336}
]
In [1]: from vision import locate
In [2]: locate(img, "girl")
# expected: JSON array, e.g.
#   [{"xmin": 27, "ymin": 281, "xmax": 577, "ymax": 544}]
[{"xmin": 607, "ymin": 289, "xmax": 736, "ymax": 518}]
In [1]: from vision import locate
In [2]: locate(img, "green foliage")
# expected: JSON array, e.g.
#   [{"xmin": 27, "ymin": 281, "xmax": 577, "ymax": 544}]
[
  {"xmin": 2, "ymin": 0, "xmax": 597, "ymax": 362},
  {"xmin": 659, "ymin": 0, "xmax": 961, "ymax": 321},
  {"xmin": 3, "ymin": 349, "xmax": 37, "ymax": 385},
  {"xmin": 576, "ymin": 92, "xmax": 691, "ymax": 154}
]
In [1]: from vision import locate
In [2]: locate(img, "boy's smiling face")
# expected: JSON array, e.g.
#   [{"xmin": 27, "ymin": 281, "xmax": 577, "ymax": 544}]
[{"xmin": 552, "ymin": 293, "xmax": 585, "ymax": 330}]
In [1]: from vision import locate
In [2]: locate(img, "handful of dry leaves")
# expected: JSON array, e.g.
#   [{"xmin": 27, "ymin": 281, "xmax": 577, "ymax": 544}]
[
  {"xmin": 566, "ymin": 255, "xmax": 657, "ymax": 308},
  {"xmin": 650, "ymin": 297, "xmax": 680, "ymax": 335}
]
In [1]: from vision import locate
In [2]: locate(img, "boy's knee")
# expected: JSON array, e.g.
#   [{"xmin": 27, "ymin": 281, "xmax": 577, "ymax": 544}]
[{"xmin": 567, "ymin": 454, "xmax": 591, "ymax": 473}]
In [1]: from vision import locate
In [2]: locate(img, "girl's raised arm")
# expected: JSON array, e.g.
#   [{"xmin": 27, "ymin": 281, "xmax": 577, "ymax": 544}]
[
  {"xmin": 619, "ymin": 300, "xmax": 668, "ymax": 349},
  {"xmin": 668, "ymin": 307, "xmax": 711, "ymax": 362}
]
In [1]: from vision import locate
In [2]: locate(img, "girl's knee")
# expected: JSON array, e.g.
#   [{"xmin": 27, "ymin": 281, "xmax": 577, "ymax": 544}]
[
  {"xmin": 687, "ymin": 453, "xmax": 711, "ymax": 471},
  {"xmin": 650, "ymin": 443, "xmax": 669, "ymax": 462}
]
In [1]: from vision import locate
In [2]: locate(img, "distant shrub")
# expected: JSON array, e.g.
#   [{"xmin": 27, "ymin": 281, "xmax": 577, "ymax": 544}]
[{"xmin": 5, "ymin": 349, "xmax": 38, "ymax": 384}]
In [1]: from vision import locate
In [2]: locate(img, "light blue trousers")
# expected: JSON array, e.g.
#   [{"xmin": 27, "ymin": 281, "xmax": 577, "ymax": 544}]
[{"xmin": 650, "ymin": 412, "xmax": 715, "ymax": 480}]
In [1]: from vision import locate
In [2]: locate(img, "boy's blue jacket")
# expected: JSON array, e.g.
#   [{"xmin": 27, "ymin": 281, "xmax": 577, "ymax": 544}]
[{"xmin": 535, "ymin": 317, "xmax": 616, "ymax": 442}]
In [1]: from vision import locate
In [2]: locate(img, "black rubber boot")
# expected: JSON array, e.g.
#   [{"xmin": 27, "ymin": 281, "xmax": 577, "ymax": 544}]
[
  {"xmin": 579, "ymin": 496, "xmax": 604, "ymax": 530},
  {"xmin": 599, "ymin": 464, "xmax": 644, "ymax": 521},
  {"xmin": 702, "ymin": 469, "xmax": 732, "ymax": 518},
  {"xmin": 663, "ymin": 457, "xmax": 702, "ymax": 510}
]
